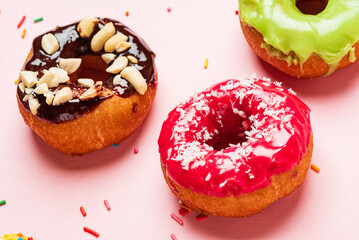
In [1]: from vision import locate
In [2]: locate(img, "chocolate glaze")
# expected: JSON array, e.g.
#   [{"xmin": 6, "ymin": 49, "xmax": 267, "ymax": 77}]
[{"xmin": 18, "ymin": 18, "xmax": 157, "ymax": 123}]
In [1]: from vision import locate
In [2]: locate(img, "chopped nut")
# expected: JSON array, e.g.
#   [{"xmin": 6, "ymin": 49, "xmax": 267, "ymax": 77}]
[
  {"xmin": 25, "ymin": 88, "xmax": 33, "ymax": 94},
  {"xmin": 79, "ymin": 81, "xmax": 103, "ymax": 100},
  {"xmin": 19, "ymin": 71, "xmax": 38, "ymax": 88},
  {"xmin": 53, "ymin": 87, "xmax": 73, "ymax": 106},
  {"xmin": 77, "ymin": 17, "xmax": 99, "ymax": 38},
  {"xmin": 104, "ymin": 32, "xmax": 129, "ymax": 52},
  {"xmin": 22, "ymin": 94, "xmax": 34, "ymax": 102},
  {"xmin": 41, "ymin": 33, "xmax": 59, "ymax": 55},
  {"xmin": 18, "ymin": 82, "xmax": 25, "ymax": 93},
  {"xmin": 120, "ymin": 67, "xmax": 147, "ymax": 95},
  {"xmin": 44, "ymin": 92, "xmax": 54, "ymax": 105},
  {"xmin": 101, "ymin": 53, "xmax": 117, "ymax": 64},
  {"xmin": 34, "ymin": 83, "xmax": 49, "ymax": 95},
  {"xmin": 91, "ymin": 22, "xmax": 116, "ymax": 52},
  {"xmin": 49, "ymin": 67, "xmax": 70, "ymax": 83},
  {"xmin": 78, "ymin": 78, "xmax": 94, "ymax": 87},
  {"xmin": 116, "ymin": 41, "xmax": 132, "ymax": 53},
  {"xmin": 127, "ymin": 55, "xmax": 138, "ymax": 64},
  {"xmin": 38, "ymin": 72, "xmax": 59, "ymax": 88},
  {"xmin": 106, "ymin": 56, "xmax": 128, "ymax": 74},
  {"xmin": 29, "ymin": 98, "xmax": 40, "ymax": 115},
  {"xmin": 59, "ymin": 58, "xmax": 82, "ymax": 74}
]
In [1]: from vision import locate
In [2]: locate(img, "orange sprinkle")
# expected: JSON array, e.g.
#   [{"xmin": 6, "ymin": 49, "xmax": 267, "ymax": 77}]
[
  {"xmin": 22, "ymin": 29, "xmax": 26, "ymax": 39},
  {"xmin": 180, "ymin": 204, "xmax": 191, "ymax": 212},
  {"xmin": 14, "ymin": 78, "xmax": 19, "ymax": 84},
  {"xmin": 311, "ymin": 163, "xmax": 320, "ymax": 173},
  {"xmin": 125, "ymin": 11, "xmax": 129, "ymax": 16},
  {"xmin": 204, "ymin": 58, "xmax": 208, "ymax": 69}
]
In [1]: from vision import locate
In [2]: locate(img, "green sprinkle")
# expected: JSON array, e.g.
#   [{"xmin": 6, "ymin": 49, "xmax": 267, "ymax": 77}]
[
  {"xmin": 0, "ymin": 199, "xmax": 6, "ymax": 206},
  {"xmin": 34, "ymin": 17, "xmax": 43, "ymax": 23}
]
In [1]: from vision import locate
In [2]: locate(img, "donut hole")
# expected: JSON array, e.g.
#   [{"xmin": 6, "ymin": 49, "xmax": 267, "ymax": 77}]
[
  {"xmin": 296, "ymin": 0, "xmax": 328, "ymax": 15},
  {"xmin": 204, "ymin": 108, "xmax": 250, "ymax": 151},
  {"xmin": 70, "ymin": 55, "xmax": 111, "ymax": 83}
]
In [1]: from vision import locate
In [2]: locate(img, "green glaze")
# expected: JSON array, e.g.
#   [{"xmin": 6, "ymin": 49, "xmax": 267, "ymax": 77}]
[{"xmin": 239, "ymin": 0, "xmax": 359, "ymax": 71}]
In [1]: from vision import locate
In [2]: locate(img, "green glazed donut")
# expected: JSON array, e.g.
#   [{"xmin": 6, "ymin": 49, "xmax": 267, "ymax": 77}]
[{"xmin": 239, "ymin": 0, "xmax": 359, "ymax": 78}]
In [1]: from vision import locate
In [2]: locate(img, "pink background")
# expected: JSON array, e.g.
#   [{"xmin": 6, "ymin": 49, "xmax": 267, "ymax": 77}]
[{"xmin": 1, "ymin": 0, "xmax": 359, "ymax": 239}]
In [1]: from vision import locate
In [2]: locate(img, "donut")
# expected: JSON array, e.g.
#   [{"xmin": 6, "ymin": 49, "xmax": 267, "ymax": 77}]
[
  {"xmin": 158, "ymin": 76, "xmax": 313, "ymax": 217},
  {"xmin": 17, "ymin": 17, "xmax": 157, "ymax": 156},
  {"xmin": 0, "ymin": 233, "xmax": 33, "ymax": 240},
  {"xmin": 238, "ymin": 0, "xmax": 359, "ymax": 78}
]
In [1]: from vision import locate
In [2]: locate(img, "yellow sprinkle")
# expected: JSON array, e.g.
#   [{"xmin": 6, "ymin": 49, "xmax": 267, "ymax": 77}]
[
  {"xmin": 14, "ymin": 78, "xmax": 19, "ymax": 84},
  {"xmin": 311, "ymin": 163, "xmax": 320, "ymax": 173},
  {"xmin": 204, "ymin": 58, "xmax": 208, "ymax": 69},
  {"xmin": 22, "ymin": 29, "xmax": 26, "ymax": 39}
]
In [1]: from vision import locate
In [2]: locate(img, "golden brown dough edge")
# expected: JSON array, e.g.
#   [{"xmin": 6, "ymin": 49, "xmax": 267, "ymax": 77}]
[
  {"xmin": 161, "ymin": 134, "xmax": 313, "ymax": 217},
  {"xmin": 17, "ymin": 83, "xmax": 157, "ymax": 156},
  {"xmin": 240, "ymin": 21, "xmax": 359, "ymax": 78}
]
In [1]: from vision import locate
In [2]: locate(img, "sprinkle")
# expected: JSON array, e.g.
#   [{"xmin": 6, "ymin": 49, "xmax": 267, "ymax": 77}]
[
  {"xmin": 14, "ymin": 79, "xmax": 19, "ymax": 84},
  {"xmin": 22, "ymin": 29, "xmax": 26, "ymax": 39},
  {"xmin": 167, "ymin": 7, "xmax": 172, "ymax": 13},
  {"xmin": 112, "ymin": 144, "xmax": 119, "ymax": 147},
  {"xmin": 104, "ymin": 199, "xmax": 111, "ymax": 211},
  {"xmin": 235, "ymin": 10, "xmax": 239, "ymax": 15},
  {"xmin": 196, "ymin": 215, "xmax": 208, "ymax": 221},
  {"xmin": 80, "ymin": 206, "xmax": 87, "ymax": 217},
  {"xmin": 18, "ymin": 238, "xmax": 23, "ymax": 240},
  {"xmin": 171, "ymin": 213, "xmax": 183, "ymax": 226},
  {"xmin": 311, "ymin": 163, "xmax": 320, "ymax": 173},
  {"xmin": 178, "ymin": 208, "xmax": 189, "ymax": 216},
  {"xmin": 171, "ymin": 233, "xmax": 178, "ymax": 240},
  {"xmin": 28, "ymin": 238, "xmax": 33, "ymax": 240},
  {"xmin": 17, "ymin": 16, "xmax": 26, "ymax": 29},
  {"xmin": 204, "ymin": 58, "xmax": 208, "ymax": 69},
  {"xmin": 125, "ymin": 11, "xmax": 129, "ymax": 17},
  {"xmin": 134, "ymin": 147, "xmax": 139, "ymax": 154},
  {"xmin": 0, "ymin": 199, "xmax": 6, "ymax": 206},
  {"xmin": 83, "ymin": 227, "xmax": 99, "ymax": 238},
  {"xmin": 18, "ymin": 233, "xmax": 23, "ymax": 237},
  {"xmin": 34, "ymin": 17, "xmax": 43, "ymax": 23}
]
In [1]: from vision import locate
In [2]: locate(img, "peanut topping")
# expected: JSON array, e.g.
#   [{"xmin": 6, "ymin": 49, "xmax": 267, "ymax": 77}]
[
  {"xmin": 78, "ymin": 78, "xmax": 95, "ymax": 87},
  {"xmin": 120, "ymin": 66, "xmax": 147, "ymax": 95},
  {"xmin": 116, "ymin": 41, "xmax": 132, "ymax": 53},
  {"xmin": 59, "ymin": 58, "xmax": 82, "ymax": 74},
  {"xmin": 79, "ymin": 81, "xmax": 103, "ymax": 100},
  {"xmin": 44, "ymin": 92, "xmax": 55, "ymax": 105},
  {"xmin": 49, "ymin": 67, "xmax": 70, "ymax": 83},
  {"xmin": 101, "ymin": 53, "xmax": 116, "ymax": 64},
  {"xmin": 127, "ymin": 55, "xmax": 139, "ymax": 64},
  {"xmin": 77, "ymin": 17, "xmax": 99, "ymax": 38},
  {"xmin": 19, "ymin": 71, "xmax": 38, "ymax": 88},
  {"xmin": 91, "ymin": 22, "xmax": 116, "ymax": 52},
  {"xmin": 53, "ymin": 87, "xmax": 73, "ymax": 106},
  {"xmin": 104, "ymin": 32, "xmax": 129, "ymax": 52},
  {"xmin": 34, "ymin": 83, "xmax": 49, "ymax": 95},
  {"xmin": 29, "ymin": 98, "xmax": 40, "ymax": 115},
  {"xmin": 41, "ymin": 33, "xmax": 59, "ymax": 55},
  {"xmin": 106, "ymin": 56, "xmax": 128, "ymax": 74}
]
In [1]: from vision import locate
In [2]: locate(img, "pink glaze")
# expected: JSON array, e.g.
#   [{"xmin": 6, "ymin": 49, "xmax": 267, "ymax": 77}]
[{"xmin": 158, "ymin": 76, "xmax": 312, "ymax": 197}]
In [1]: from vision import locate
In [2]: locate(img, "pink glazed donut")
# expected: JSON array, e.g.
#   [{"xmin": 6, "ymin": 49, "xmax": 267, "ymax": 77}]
[{"xmin": 158, "ymin": 76, "xmax": 313, "ymax": 217}]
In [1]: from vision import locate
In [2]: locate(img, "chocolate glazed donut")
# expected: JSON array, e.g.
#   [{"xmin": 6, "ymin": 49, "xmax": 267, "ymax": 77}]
[{"xmin": 17, "ymin": 17, "xmax": 157, "ymax": 155}]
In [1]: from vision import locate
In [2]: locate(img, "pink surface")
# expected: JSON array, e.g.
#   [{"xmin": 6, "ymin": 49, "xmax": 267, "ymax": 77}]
[{"xmin": 0, "ymin": 0, "xmax": 358, "ymax": 239}]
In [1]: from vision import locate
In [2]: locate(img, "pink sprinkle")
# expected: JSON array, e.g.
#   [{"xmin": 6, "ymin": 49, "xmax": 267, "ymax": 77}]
[
  {"xmin": 171, "ymin": 233, "xmax": 178, "ymax": 240},
  {"xmin": 80, "ymin": 206, "xmax": 87, "ymax": 217},
  {"xmin": 235, "ymin": 10, "xmax": 239, "ymax": 15},
  {"xmin": 17, "ymin": 15, "xmax": 26, "ymax": 29},
  {"xmin": 171, "ymin": 213, "xmax": 183, "ymax": 226},
  {"xmin": 167, "ymin": 7, "xmax": 171, "ymax": 13},
  {"xmin": 134, "ymin": 148, "xmax": 139, "ymax": 154},
  {"xmin": 196, "ymin": 215, "xmax": 208, "ymax": 221},
  {"xmin": 104, "ymin": 199, "xmax": 111, "ymax": 211}
]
